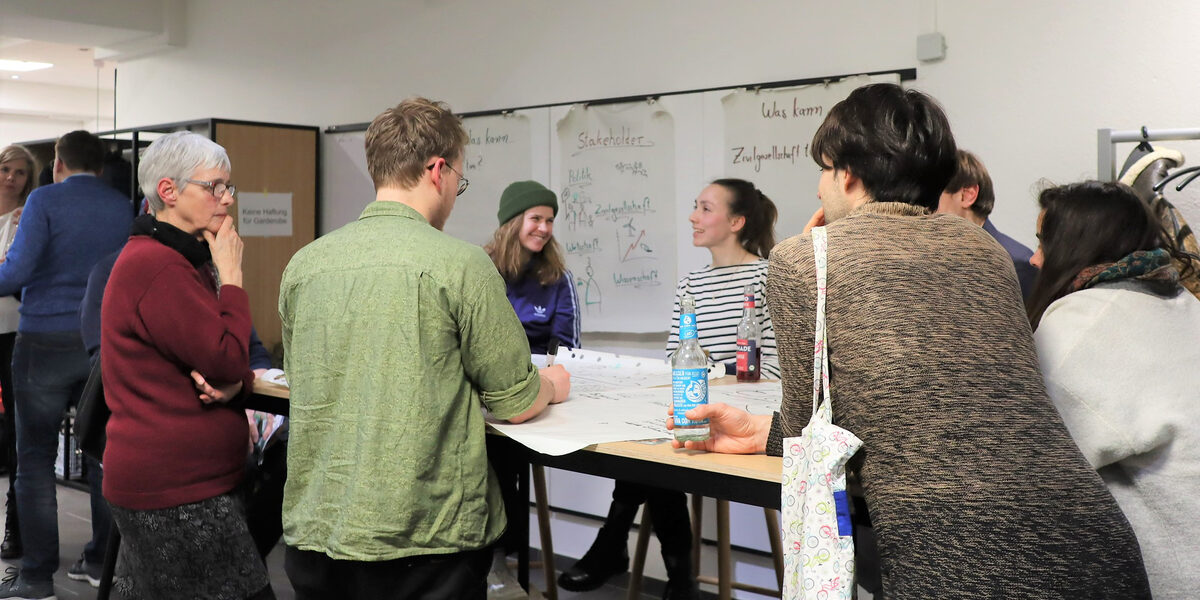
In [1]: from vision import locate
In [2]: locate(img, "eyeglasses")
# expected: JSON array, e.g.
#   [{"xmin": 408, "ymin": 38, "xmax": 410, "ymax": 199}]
[
  {"xmin": 428, "ymin": 161, "xmax": 469, "ymax": 196},
  {"xmin": 183, "ymin": 179, "xmax": 236, "ymax": 198}
]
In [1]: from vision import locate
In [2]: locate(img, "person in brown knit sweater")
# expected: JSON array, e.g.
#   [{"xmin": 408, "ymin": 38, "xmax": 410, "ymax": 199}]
[{"xmin": 670, "ymin": 83, "xmax": 1150, "ymax": 599}]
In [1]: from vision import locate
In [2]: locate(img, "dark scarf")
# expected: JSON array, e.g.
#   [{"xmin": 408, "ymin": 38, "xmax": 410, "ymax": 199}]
[
  {"xmin": 1069, "ymin": 248, "xmax": 1180, "ymax": 294},
  {"xmin": 130, "ymin": 214, "xmax": 212, "ymax": 267}
]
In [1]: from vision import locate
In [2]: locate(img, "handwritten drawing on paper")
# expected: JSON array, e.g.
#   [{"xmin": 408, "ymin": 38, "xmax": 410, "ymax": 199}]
[
  {"xmin": 500, "ymin": 349, "xmax": 776, "ymax": 455},
  {"xmin": 535, "ymin": 347, "xmax": 672, "ymax": 396},
  {"xmin": 443, "ymin": 113, "xmax": 533, "ymax": 246},
  {"xmin": 488, "ymin": 386, "xmax": 674, "ymax": 456},
  {"xmin": 722, "ymin": 74, "xmax": 897, "ymax": 241},
  {"xmin": 557, "ymin": 103, "xmax": 676, "ymax": 332}
]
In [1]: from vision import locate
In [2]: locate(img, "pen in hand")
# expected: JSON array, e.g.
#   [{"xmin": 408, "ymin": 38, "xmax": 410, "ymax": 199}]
[{"xmin": 545, "ymin": 339, "xmax": 560, "ymax": 366}]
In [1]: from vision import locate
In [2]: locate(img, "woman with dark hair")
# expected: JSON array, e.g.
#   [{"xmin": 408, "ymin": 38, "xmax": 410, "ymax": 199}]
[
  {"xmin": 666, "ymin": 179, "xmax": 780, "ymax": 377},
  {"xmin": 559, "ymin": 179, "xmax": 778, "ymax": 600},
  {"xmin": 1030, "ymin": 180, "xmax": 1200, "ymax": 598},
  {"xmin": 0, "ymin": 144, "xmax": 33, "ymax": 560},
  {"xmin": 485, "ymin": 180, "xmax": 579, "ymax": 354},
  {"xmin": 677, "ymin": 84, "xmax": 1150, "ymax": 599}
]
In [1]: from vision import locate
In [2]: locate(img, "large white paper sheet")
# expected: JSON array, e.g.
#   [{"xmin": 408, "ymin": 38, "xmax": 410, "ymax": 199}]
[
  {"xmin": 556, "ymin": 102, "xmax": 676, "ymax": 332},
  {"xmin": 491, "ymin": 352, "xmax": 783, "ymax": 455},
  {"xmin": 709, "ymin": 381, "xmax": 783, "ymax": 415},
  {"xmin": 444, "ymin": 113, "xmax": 533, "ymax": 246},
  {"xmin": 545, "ymin": 347, "xmax": 672, "ymax": 396},
  {"xmin": 721, "ymin": 74, "xmax": 899, "ymax": 240},
  {"xmin": 488, "ymin": 386, "xmax": 674, "ymax": 456}
]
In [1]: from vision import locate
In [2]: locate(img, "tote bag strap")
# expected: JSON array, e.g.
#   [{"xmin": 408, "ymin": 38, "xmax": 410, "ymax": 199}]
[{"xmin": 810, "ymin": 226, "xmax": 832, "ymax": 420}]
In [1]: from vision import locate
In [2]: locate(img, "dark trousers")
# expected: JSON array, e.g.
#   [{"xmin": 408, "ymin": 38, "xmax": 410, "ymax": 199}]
[
  {"xmin": 486, "ymin": 434, "xmax": 522, "ymax": 554},
  {"xmin": 13, "ymin": 331, "xmax": 108, "ymax": 581},
  {"xmin": 244, "ymin": 439, "xmax": 288, "ymax": 559},
  {"xmin": 284, "ymin": 545, "xmax": 490, "ymax": 600},
  {"xmin": 1, "ymin": 332, "xmax": 16, "ymax": 506},
  {"xmin": 611, "ymin": 480, "xmax": 691, "ymax": 555}
]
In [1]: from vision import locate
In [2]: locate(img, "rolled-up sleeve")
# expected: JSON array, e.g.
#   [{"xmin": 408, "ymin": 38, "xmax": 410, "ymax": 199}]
[{"xmin": 459, "ymin": 260, "xmax": 541, "ymax": 421}]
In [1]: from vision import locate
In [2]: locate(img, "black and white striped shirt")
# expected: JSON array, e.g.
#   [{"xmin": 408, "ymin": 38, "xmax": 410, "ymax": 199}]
[{"xmin": 666, "ymin": 260, "xmax": 780, "ymax": 378}]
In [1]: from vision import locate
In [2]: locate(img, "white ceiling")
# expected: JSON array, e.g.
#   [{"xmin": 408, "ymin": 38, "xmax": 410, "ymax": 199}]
[{"xmin": 0, "ymin": 36, "xmax": 116, "ymax": 90}]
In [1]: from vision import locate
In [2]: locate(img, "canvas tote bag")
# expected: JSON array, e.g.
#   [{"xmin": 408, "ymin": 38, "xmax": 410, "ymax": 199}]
[{"xmin": 781, "ymin": 226, "xmax": 862, "ymax": 600}]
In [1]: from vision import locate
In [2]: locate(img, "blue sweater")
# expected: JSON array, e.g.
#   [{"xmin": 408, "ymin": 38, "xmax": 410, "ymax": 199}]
[
  {"xmin": 983, "ymin": 219, "xmax": 1038, "ymax": 300},
  {"xmin": 0, "ymin": 174, "xmax": 132, "ymax": 332},
  {"xmin": 505, "ymin": 270, "xmax": 580, "ymax": 354}
]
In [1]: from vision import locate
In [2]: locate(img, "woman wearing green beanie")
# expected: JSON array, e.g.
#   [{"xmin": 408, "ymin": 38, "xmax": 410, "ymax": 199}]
[
  {"xmin": 483, "ymin": 180, "xmax": 581, "ymax": 594},
  {"xmin": 485, "ymin": 180, "xmax": 580, "ymax": 354}
]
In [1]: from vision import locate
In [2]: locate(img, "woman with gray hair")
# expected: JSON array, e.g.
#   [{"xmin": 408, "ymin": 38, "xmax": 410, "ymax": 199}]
[
  {"xmin": 99, "ymin": 131, "xmax": 273, "ymax": 599},
  {"xmin": 0, "ymin": 144, "xmax": 34, "ymax": 560}
]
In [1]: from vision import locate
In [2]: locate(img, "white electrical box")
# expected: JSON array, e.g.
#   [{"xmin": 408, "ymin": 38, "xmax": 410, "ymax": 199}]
[{"xmin": 917, "ymin": 32, "xmax": 946, "ymax": 62}]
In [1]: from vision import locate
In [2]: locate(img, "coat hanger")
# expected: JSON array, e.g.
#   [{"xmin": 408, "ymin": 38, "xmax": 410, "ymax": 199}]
[
  {"xmin": 1173, "ymin": 168, "xmax": 1200, "ymax": 192},
  {"xmin": 1153, "ymin": 165, "xmax": 1200, "ymax": 192},
  {"xmin": 1135, "ymin": 126, "xmax": 1154, "ymax": 153}
]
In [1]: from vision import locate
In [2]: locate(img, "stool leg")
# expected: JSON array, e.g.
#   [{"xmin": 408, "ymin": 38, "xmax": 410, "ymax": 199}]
[
  {"xmin": 716, "ymin": 500, "xmax": 732, "ymax": 600},
  {"xmin": 531, "ymin": 466, "xmax": 557, "ymax": 600},
  {"xmin": 625, "ymin": 510, "xmax": 653, "ymax": 600},
  {"xmin": 690, "ymin": 494, "xmax": 703, "ymax": 578},
  {"xmin": 97, "ymin": 523, "xmax": 120, "ymax": 600},
  {"xmin": 764, "ymin": 508, "xmax": 784, "ymax": 591}
]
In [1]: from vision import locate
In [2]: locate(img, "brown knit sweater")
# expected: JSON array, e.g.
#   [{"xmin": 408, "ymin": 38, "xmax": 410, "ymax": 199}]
[{"xmin": 766, "ymin": 203, "xmax": 1150, "ymax": 599}]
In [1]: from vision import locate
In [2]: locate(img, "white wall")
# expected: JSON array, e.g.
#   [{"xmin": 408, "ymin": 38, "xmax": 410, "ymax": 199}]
[
  {"xmin": 116, "ymin": 1, "xmax": 914, "ymax": 126},
  {"xmin": 0, "ymin": 115, "xmax": 83, "ymax": 148},
  {"xmin": 916, "ymin": 0, "xmax": 1200, "ymax": 246},
  {"xmin": 114, "ymin": 0, "xmax": 1200, "ymax": 250},
  {"xmin": 0, "ymin": 80, "xmax": 115, "ymax": 143}
]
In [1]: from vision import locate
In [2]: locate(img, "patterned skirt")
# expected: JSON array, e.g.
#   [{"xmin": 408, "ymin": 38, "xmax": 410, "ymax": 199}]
[{"xmin": 108, "ymin": 492, "xmax": 271, "ymax": 600}]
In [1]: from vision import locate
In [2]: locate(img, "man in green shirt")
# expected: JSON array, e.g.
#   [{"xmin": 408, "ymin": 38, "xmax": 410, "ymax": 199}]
[{"xmin": 279, "ymin": 97, "xmax": 571, "ymax": 600}]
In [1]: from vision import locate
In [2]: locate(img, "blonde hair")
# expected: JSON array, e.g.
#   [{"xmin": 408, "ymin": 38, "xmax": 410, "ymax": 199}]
[
  {"xmin": 0, "ymin": 145, "xmax": 37, "ymax": 202},
  {"xmin": 485, "ymin": 214, "xmax": 568, "ymax": 286},
  {"xmin": 365, "ymin": 97, "xmax": 468, "ymax": 190}
]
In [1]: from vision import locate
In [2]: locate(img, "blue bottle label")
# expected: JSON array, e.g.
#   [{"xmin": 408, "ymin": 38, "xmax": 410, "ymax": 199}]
[
  {"xmin": 680, "ymin": 312, "xmax": 698, "ymax": 341},
  {"xmin": 672, "ymin": 367, "xmax": 709, "ymax": 426}
]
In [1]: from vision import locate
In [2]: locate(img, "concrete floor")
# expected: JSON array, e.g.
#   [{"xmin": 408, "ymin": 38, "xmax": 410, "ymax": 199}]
[{"xmin": 2, "ymin": 482, "xmax": 658, "ymax": 600}]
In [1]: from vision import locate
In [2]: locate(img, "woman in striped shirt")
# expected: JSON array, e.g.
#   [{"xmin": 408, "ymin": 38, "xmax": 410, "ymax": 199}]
[
  {"xmin": 558, "ymin": 179, "xmax": 778, "ymax": 600},
  {"xmin": 667, "ymin": 179, "xmax": 780, "ymax": 377}
]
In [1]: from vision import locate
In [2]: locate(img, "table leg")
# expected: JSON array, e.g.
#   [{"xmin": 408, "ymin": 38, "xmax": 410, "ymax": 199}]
[
  {"xmin": 532, "ymin": 465, "xmax": 557, "ymax": 600},
  {"xmin": 517, "ymin": 462, "xmax": 530, "ymax": 591},
  {"xmin": 717, "ymin": 499, "xmax": 731, "ymax": 600},
  {"xmin": 765, "ymin": 508, "xmax": 783, "ymax": 590}
]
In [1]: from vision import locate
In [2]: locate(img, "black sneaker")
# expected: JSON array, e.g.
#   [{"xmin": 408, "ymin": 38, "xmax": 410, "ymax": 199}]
[
  {"xmin": 0, "ymin": 567, "xmax": 56, "ymax": 599},
  {"xmin": 66, "ymin": 556, "xmax": 101, "ymax": 588}
]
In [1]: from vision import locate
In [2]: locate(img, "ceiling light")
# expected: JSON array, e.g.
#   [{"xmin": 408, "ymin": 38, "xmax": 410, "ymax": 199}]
[
  {"xmin": 0, "ymin": 59, "xmax": 53, "ymax": 72},
  {"xmin": 9, "ymin": 75, "xmax": 17, "ymax": 79}
]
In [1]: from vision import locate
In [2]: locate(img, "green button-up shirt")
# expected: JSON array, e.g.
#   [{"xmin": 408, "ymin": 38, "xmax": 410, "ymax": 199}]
[{"xmin": 279, "ymin": 201, "xmax": 539, "ymax": 560}]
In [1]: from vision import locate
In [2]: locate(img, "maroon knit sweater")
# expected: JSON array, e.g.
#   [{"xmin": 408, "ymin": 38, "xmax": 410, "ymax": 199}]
[{"xmin": 100, "ymin": 235, "xmax": 255, "ymax": 510}]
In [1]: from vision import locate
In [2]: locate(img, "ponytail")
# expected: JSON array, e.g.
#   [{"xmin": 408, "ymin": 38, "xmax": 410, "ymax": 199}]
[{"xmin": 712, "ymin": 178, "xmax": 778, "ymax": 259}]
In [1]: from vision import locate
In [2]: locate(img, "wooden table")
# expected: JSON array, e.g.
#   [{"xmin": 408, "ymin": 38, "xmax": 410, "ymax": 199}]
[
  {"xmin": 248, "ymin": 379, "xmax": 784, "ymax": 598},
  {"xmin": 253, "ymin": 377, "xmax": 780, "ymax": 503},
  {"xmin": 248, "ymin": 378, "xmax": 290, "ymax": 414}
]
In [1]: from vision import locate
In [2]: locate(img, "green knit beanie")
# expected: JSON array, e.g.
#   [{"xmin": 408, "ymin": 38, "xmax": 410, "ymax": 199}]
[{"xmin": 497, "ymin": 180, "xmax": 557, "ymax": 225}]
